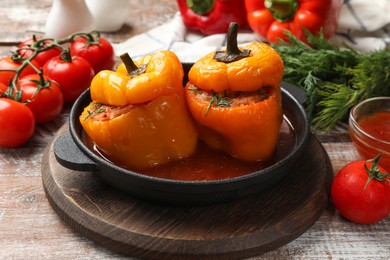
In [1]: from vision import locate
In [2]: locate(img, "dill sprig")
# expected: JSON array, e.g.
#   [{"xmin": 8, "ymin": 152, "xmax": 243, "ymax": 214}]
[
  {"xmin": 205, "ymin": 91, "xmax": 231, "ymax": 116},
  {"xmin": 272, "ymin": 31, "xmax": 390, "ymax": 131}
]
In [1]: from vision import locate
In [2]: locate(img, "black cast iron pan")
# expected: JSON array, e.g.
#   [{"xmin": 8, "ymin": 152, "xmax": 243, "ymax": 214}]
[{"xmin": 54, "ymin": 63, "xmax": 310, "ymax": 206}]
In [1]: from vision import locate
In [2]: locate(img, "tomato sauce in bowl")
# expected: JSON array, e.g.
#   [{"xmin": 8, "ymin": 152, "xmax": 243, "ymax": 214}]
[{"xmin": 349, "ymin": 97, "xmax": 390, "ymax": 171}]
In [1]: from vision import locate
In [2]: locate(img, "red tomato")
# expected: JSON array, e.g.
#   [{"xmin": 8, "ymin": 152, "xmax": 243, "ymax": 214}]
[
  {"xmin": 331, "ymin": 155, "xmax": 390, "ymax": 224},
  {"xmin": 0, "ymin": 98, "xmax": 35, "ymax": 148},
  {"xmin": 18, "ymin": 38, "xmax": 61, "ymax": 68},
  {"xmin": 0, "ymin": 56, "xmax": 40, "ymax": 86},
  {"xmin": 0, "ymin": 82, "xmax": 7, "ymax": 95},
  {"xmin": 19, "ymin": 74, "xmax": 64, "ymax": 123},
  {"xmin": 43, "ymin": 55, "xmax": 95, "ymax": 103},
  {"xmin": 70, "ymin": 36, "xmax": 115, "ymax": 73}
]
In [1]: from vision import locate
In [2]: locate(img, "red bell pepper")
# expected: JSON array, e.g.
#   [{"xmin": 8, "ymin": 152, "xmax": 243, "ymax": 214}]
[
  {"xmin": 177, "ymin": 0, "xmax": 247, "ymax": 35},
  {"xmin": 245, "ymin": 0, "xmax": 343, "ymax": 43}
]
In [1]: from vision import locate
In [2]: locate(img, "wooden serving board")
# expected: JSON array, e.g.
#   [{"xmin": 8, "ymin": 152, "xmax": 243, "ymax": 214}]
[{"xmin": 41, "ymin": 125, "xmax": 333, "ymax": 259}]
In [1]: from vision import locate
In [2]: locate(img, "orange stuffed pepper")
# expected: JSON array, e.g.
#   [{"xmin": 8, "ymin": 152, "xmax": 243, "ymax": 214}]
[
  {"xmin": 185, "ymin": 23, "xmax": 284, "ymax": 161},
  {"xmin": 80, "ymin": 50, "xmax": 198, "ymax": 170}
]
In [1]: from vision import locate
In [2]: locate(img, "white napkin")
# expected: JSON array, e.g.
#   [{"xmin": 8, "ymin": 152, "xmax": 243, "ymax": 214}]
[{"xmin": 113, "ymin": 0, "xmax": 390, "ymax": 63}]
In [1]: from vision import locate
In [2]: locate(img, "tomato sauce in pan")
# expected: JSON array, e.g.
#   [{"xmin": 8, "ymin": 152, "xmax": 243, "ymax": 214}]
[{"xmin": 83, "ymin": 116, "xmax": 296, "ymax": 181}]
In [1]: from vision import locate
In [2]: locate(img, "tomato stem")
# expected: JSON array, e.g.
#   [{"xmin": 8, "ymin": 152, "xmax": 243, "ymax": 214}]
[
  {"xmin": 9, "ymin": 59, "xmax": 40, "ymax": 102},
  {"xmin": 66, "ymin": 31, "xmax": 101, "ymax": 46},
  {"xmin": 59, "ymin": 48, "xmax": 73, "ymax": 63},
  {"xmin": 363, "ymin": 154, "xmax": 389, "ymax": 190},
  {"xmin": 5, "ymin": 30, "xmax": 98, "ymax": 101}
]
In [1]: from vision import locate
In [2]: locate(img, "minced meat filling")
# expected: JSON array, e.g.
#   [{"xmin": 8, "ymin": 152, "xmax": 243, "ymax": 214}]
[
  {"xmin": 187, "ymin": 84, "xmax": 272, "ymax": 108},
  {"xmin": 85, "ymin": 102, "xmax": 135, "ymax": 121}
]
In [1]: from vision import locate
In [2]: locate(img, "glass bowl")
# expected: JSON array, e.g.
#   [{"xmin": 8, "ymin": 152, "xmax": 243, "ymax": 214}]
[{"xmin": 349, "ymin": 97, "xmax": 390, "ymax": 171}]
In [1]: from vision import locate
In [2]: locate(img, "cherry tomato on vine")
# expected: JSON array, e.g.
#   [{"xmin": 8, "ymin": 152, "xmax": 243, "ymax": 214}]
[
  {"xmin": 43, "ymin": 50, "xmax": 95, "ymax": 103},
  {"xmin": 18, "ymin": 37, "xmax": 61, "ymax": 68},
  {"xmin": 0, "ymin": 82, "xmax": 7, "ymax": 95},
  {"xmin": 0, "ymin": 98, "xmax": 35, "ymax": 148},
  {"xmin": 70, "ymin": 36, "xmax": 115, "ymax": 73},
  {"xmin": 331, "ymin": 155, "xmax": 390, "ymax": 224},
  {"xmin": 19, "ymin": 74, "xmax": 64, "ymax": 123},
  {"xmin": 0, "ymin": 56, "xmax": 40, "ymax": 86}
]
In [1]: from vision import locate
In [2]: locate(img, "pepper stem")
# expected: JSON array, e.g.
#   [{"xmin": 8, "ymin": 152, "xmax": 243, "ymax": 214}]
[
  {"xmin": 264, "ymin": 0, "xmax": 298, "ymax": 22},
  {"xmin": 187, "ymin": 0, "xmax": 215, "ymax": 15},
  {"xmin": 213, "ymin": 22, "xmax": 251, "ymax": 63},
  {"xmin": 119, "ymin": 53, "xmax": 146, "ymax": 77}
]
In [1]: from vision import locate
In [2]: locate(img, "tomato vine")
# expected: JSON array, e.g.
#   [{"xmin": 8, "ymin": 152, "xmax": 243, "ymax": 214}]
[{"xmin": 0, "ymin": 30, "xmax": 114, "ymax": 148}]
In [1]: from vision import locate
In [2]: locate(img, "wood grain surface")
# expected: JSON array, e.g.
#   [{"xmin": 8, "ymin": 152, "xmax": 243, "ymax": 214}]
[
  {"xmin": 42, "ymin": 126, "xmax": 333, "ymax": 259},
  {"xmin": 0, "ymin": 1, "xmax": 389, "ymax": 259}
]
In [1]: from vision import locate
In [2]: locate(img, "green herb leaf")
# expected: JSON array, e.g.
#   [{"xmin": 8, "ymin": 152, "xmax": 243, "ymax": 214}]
[
  {"xmin": 272, "ymin": 31, "xmax": 390, "ymax": 131},
  {"xmin": 205, "ymin": 91, "xmax": 231, "ymax": 116},
  {"xmin": 84, "ymin": 103, "xmax": 106, "ymax": 120}
]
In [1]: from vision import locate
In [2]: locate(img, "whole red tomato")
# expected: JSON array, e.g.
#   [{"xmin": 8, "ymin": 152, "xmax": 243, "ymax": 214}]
[
  {"xmin": 18, "ymin": 37, "xmax": 61, "ymax": 68},
  {"xmin": 0, "ymin": 82, "xmax": 7, "ymax": 95},
  {"xmin": 19, "ymin": 74, "xmax": 64, "ymax": 123},
  {"xmin": 70, "ymin": 36, "xmax": 115, "ymax": 73},
  {"xmin": 0, "ymin": 98, "xmax": 35, "ymax": 148},
  {"xmin": 0, "ymin": 56, "xmax": 40, "ymax": 86},
  {"xmin": 331, "ymin": 155, "xmax": 390, "ymax": 224},
  {"xmin": 43, "ymin": 50, "xmax": 95, "ymax": 103}
]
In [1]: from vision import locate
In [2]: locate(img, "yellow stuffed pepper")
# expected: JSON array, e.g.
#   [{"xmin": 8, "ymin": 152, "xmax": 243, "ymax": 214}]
[
  {"xmin": 80, "ymin": 50, "xmax": 198, "ymax": 170},
  {"xmin": 185, "ymin": 22, "xmax": 284, "ymax": 161}
]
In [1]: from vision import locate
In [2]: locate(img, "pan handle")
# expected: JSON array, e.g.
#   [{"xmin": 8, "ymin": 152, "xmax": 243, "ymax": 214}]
[{"xmin": 54, "ymin": 132, "xmax": 97, "ymax": 171}]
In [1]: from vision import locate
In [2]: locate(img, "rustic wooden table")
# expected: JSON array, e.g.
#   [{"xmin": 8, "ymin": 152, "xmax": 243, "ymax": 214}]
[{"xmin": 0, "ymin": 0, "xmax": 389, "ymax": 259}]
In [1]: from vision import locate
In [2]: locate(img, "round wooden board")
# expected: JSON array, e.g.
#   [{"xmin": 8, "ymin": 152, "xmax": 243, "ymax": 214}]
[{"xmin": 41, "ymin": 125, "xmax": 333, "ymax": 259}]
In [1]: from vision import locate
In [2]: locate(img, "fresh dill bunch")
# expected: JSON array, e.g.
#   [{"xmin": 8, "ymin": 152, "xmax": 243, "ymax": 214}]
[
  {"xmin": 314, "ymin": 50, "xmax": 390, "ymax": 130},
  {"xmin": 272, "ymin": 31, "xmax": 390, "ymax": 131}
]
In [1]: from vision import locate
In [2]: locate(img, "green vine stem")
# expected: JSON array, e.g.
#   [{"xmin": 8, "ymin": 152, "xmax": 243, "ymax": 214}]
[
  {"xmin": 363, "ymin": 154, "xmax": 390, "ymax": 189},
  {"xmin": 0, "ymin": 31, "xmax": 99, "ymax": 102},
  {"xmin": 59, "ymin": 48, "xmax": 73, "ymax": 62}
]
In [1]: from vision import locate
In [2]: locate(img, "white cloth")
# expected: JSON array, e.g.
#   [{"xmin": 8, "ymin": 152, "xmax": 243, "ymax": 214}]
[{"xmin": 113, "ymin": 0, "xmax": 390, "ymax": 63}]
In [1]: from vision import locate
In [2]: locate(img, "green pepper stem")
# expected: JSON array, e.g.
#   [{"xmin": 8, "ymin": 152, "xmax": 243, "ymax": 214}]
[
  {"xmin": 187, "ymin": 0, "xmax": 215, "ymax": 15},
  {"xmin": 119, "ymin": 53, "xmax": 147, "ymax": 77},
  {"xmin": 226, "ymin": 23, "xmax": 241, "ymax": 57},
  {"xmin": 120, "ymin": 53, "xmax": 139, "ymax": 73},
  {"xmin": 213, "ymin": 22, "xmax": 250, "ymax": 63},
  {"xmin": 264, "ymin": 0, "xmax": 298, "ymax": 22}
]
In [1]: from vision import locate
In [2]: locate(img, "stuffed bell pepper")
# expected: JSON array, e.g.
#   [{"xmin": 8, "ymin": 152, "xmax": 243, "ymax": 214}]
[
  {"xmin": 185, "ymin": 22, "xmax": 284, "ymax": 161},
  {"xmin": 80, "ymin": 50, "xmax": 198, "ymax": 170}
]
